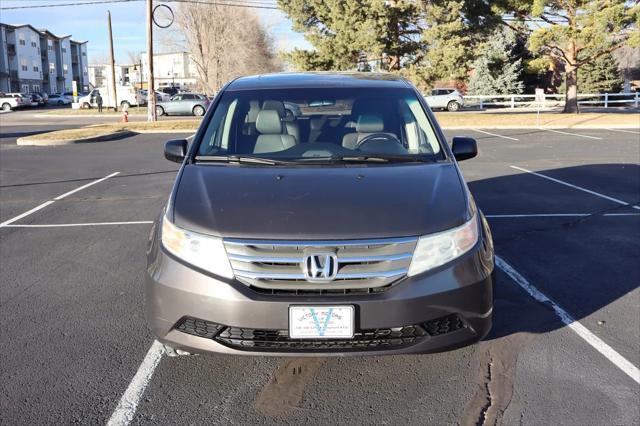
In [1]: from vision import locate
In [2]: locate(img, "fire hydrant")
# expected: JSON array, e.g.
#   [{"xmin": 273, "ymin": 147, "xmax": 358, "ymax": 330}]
[{"xmin": 121, "ymin": 103, "xmax": 129, "ymax": 123}]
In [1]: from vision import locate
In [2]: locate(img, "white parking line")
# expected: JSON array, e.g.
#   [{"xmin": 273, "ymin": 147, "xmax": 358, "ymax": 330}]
[
  {"xmin": 496, "ymin": 256, "xmax": 640, "ymax": 385},
  {"xmin": 53, "ymin": 172, "xmax": 120, "ymax": 201},
  {"xmin": 470, "ymin": 129, "xmax": 519, "ymax": 141},
  {"xmin": 543, "ymin": 128, "xmax": 602, "ymax": 140},
  {"xmin": 605, "ymin": 128, "xmax": 640, "ymax": 135},
  {"xmin": 510, "ymin": 165, "xmax": 640, "ymax": 211},
  {"xmin": 3, "ymin": 221, "xmax": 153, "ymax": 228},
  {"xmin": 0, "ymin": 172, "xmax": 120, "ymax": 228},
  {"xmin": 486, "ymin": 213, "xmax": 640, "ymax": 218},
  {"xmin": 107, "ymin": 340, "xmax": 165, "ymax": 426}
]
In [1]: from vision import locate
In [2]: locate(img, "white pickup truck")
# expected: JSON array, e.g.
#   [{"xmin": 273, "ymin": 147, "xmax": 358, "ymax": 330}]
[
  {"xmin": 78, "ymin": 87, "xmax": 146, "ymax": 109},
  {"xmin": 0, "ymin": 92, "xmax": 28, "ymax": 111}
]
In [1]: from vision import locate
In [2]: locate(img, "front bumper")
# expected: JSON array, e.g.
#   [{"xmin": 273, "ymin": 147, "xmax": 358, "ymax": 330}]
[{"xmin": 145, "ymin": 227, "xmax": 493, "ymax": 357}]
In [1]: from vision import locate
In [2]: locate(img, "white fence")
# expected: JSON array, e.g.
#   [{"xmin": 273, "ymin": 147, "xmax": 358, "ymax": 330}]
[{"xmin": 460, "ymin": 92, "xmax": 639, "ymax": 110}]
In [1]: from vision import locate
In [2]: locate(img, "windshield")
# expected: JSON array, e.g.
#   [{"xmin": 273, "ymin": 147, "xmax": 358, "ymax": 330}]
[{"xmin": 195, "ymin": 88, "xmax": 443, "ymax": 163}]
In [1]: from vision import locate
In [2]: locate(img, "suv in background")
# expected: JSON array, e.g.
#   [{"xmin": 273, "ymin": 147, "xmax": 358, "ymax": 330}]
[
  {"xmin": 0, "ymin": 92, "xmax": 27, "ymax": 111},
  {"xmin": 425, "ymin": 88, "xmax": 464, "ymax": 112}
]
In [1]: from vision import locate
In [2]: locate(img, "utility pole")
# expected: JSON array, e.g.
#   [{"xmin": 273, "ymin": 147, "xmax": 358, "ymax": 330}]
[
  {"xmin": 107, "ymin": 10, "xmax": 118, "ymax": 111},
  {"xmin": 146, "ymin": 0, "xmax": 156, "ymax": 121}
]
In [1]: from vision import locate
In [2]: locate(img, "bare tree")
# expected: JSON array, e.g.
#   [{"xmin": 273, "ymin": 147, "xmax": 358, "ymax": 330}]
[{"xmin": 174, "ymin": 3, "xmax": 281, "ymax": 94}]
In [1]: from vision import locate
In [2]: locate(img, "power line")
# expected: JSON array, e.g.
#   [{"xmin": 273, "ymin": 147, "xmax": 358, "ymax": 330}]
[
  {"xmin": 0, "ymin": 0, "xmax": 140, "ymax": 10},
  {"xmin": 0, "ymin": 0, "xmax": 279, "ymax": 10}
]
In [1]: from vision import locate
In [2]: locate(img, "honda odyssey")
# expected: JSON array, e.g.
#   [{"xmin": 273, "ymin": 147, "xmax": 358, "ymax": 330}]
[{"xmin": 146, "ymin": 72, "xmax": 494, "ymax": 356}]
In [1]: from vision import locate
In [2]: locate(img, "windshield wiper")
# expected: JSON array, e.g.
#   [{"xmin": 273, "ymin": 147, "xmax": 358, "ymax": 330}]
[
  {"xmin": 317, "ymin": 155, "xmax": 433, "ymax": 163},
  {"xmin": 195, "ymin": 155, "xmax": 291, "ymax": 165}
]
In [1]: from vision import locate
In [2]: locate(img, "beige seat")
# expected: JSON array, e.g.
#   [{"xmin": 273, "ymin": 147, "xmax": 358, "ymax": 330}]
[
  {"xmin": 253, "ymin": 109, "xmax": 297, "ymax": 154},
  {"xmin": 262, "ymin": 100, "xmax": 300, "ymax": 144},
  {"xmin": 342, "ymin": 114, "xmax": 394, "ymax": 149}
]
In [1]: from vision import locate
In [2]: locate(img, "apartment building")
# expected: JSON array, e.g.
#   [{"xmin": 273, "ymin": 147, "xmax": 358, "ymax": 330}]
[
  {"xmin": 0, "ymin": 23, "xmax": 88, "ymax": 94},
  {"xmin": 140, "ymin": 51, "xmax": 197, "ymax": 89}
]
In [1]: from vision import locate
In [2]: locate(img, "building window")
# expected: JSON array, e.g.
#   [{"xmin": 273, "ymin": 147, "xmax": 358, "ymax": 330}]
[
  {"xmin": 19, "ymin": 39, "xmax": 26, "ymax": 46},
  {"xmin": 63, "ymin": 64, "xmax": 68, "ymax": 74},
  {"xmin": 62, "ymin": 47, "xmax": 67, "ymax": 53},
  {"xmin": 49, "ymin": 62, "xmax": 55, "ymax": 72},
  {"xmin": 33, "ymin": 85, "xmax": 40, "ymax": 93},
  {"xmin": 21, "ymin": 84, "xmax": 30, "ymax": 94},
  {"xmin": 20, "ymin": 58, "xmax": 28, "ymax": 71},
  {"xmin": 82, "ymin": 51, "xmax": 86, "ymax": 56},
  {"xmin": 31, "ymin": 41, "xmax": 37, "ymax": 48},
  {"xmin": 33, "ymin": 65, "xmax": 39, "ymax": 72}
]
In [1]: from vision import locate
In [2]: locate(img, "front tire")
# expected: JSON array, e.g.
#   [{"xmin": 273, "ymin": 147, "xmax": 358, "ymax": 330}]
[
  {"xmin": 155, "ymin": 106, "xmax": 165, "ymax": 116},
  {"xmin": 1, "ymin": 103, "xmax": 11, "ymax": 111},
  {"xmin": 121, "ymin": 101, "xmax": 131, "ymax": 109},
  {"xmin": 447, "ymin": 101, "xmax": 461, "ymax": 112},
  {"xmin": 82, "ymin": 102, "xmax": 91, "ymax": 109},
  {"xmin": 193, "ymin": 105, "xmax": 205, "ymax": 116},
  {"xmin": 57, "ymin": 100, "xmax": 64, "ymax": 106}
]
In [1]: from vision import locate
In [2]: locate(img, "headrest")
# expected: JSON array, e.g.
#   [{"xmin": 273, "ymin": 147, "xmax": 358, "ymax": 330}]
[
  {"xmin": 356, "ymin": 114, "xmax": 384, "ymax": 133},
  {"xmin": 261, "ymin": 100, "xmax": 286, "ymax": 117},
  {"xmin": 256, "ymin": 110, "xmax": 283, "ymax": 134}
]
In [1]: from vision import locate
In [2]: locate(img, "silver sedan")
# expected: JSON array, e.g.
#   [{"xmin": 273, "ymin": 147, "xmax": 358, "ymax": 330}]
[{"xmin": 155, "ymin": 93, "xmax": 209, "ymax": 116}]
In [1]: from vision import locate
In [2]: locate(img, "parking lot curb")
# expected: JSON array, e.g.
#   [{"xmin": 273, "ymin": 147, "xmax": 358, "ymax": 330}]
[{"xmin": 16, "ymin": 130, "xmax": 135, "ymax": 146}]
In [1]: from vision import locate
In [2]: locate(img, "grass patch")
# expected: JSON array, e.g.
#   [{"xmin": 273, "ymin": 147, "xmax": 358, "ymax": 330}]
[
  {"xmin": 434, "ymin": 112, "xmax": 639, "ymax": 128},
  {"xmin": 22, "ymin": 119, "xmax": 201, "ymax": 142}
]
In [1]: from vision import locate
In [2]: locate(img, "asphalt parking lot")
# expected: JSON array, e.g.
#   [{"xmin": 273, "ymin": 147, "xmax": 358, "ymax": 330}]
[{"xmin": 0, "ymin": 116, "xmax": 638, "ymax": 424}]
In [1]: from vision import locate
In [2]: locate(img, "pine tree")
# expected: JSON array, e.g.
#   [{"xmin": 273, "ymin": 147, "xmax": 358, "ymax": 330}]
[
  {"xmin": 467, "ymin": 28, "xmax": 525, "ymax": 95},
  {"xmin": 578, "ymin": 51, "xmax": 623, "ymax": 94}
]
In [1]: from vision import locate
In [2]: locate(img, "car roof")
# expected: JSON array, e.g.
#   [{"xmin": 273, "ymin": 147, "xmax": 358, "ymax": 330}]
[{"xmin": 227, "ymin": 72, "xmax": 412, "ymax": 91}]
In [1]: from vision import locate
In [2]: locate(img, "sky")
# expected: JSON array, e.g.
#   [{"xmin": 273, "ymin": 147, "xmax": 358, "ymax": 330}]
[{"xmin": 0, "ymin": 0, "xmax": 310, "ymax": 63}]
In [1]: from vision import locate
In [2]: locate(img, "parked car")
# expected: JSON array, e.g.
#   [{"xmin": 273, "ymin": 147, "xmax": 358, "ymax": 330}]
[
  {"xmin": 47, "ymin": 93, "xmax": 72, "ymax": 106},
  {"xmin": 5, "ymin": 92, "xmax": 35, "ymax": 107},
  {"xmin": 30, "ymin": 93, "xmax": 45, "ymax": 106},
  {"xmin": 35, "ymin": 92, "xmax": 49, "ymax": 105},
  {"xmin": 425, "ymin": 88, "xmax": 464, "ymax": 112},
  {"xmin": 155, "ymin": 93, "xmax": 209, "ymax": 116},
  {"xmin": 0, "ymin": 92, "xmax": 28, "ymax": 111},
  {"xmin": 158, "ymin": 86, "xmax": 179, "ymax": 97},
  {"xmin": 146, "ymin": 72, "xmax": 494, "ymax": 357}
]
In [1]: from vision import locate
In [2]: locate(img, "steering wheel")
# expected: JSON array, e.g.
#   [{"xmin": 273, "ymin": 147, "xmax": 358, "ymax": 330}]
[{"xmin": 356, "ymin": 133, "xmax": 405, "ymax": 153}]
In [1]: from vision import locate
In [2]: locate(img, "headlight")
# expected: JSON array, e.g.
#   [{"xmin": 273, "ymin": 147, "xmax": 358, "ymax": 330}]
[
  {"xmin": 407, "ymin": 213, "xmax": 479, "ymax": 277},
  {"xmin": 161, "ymin": 215, "xmax": 234, "ymax": 279}
]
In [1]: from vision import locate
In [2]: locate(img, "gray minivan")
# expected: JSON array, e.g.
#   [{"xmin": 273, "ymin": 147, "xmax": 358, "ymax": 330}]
[{"xmin": 146, "ymin": 72, "xmax": 494, "ymax": 356}]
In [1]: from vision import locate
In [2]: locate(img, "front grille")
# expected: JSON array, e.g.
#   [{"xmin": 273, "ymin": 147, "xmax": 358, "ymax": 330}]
[
  {"xmin": 216, "ymin": 325, "xmax": 427, "ymax": 351},
  {"xmin": 224, "ymin": 237, "xmax": 417, "ymax": 292},
  {"xmin": 175, "ymin": 314, "xmax": 466, "ymax": 352}
]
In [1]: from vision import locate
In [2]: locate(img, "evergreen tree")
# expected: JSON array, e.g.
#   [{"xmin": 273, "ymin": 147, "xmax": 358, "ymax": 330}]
[
  {"xmin": 467, "ymin": 28, "xmax": 525, "ymax": 95},
  {"xmin": 578, "ymin": 51, "xmax": 623, "ymax": 94},
  {"xmin": 277, "ymin": 0, "xmax": 420, "ymax": 72}
]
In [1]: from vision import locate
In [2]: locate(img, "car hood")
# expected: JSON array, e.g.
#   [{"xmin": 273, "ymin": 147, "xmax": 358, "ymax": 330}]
[{"xmin": 172, "ymin": 162, "xmax": 468, "ymax": 240}]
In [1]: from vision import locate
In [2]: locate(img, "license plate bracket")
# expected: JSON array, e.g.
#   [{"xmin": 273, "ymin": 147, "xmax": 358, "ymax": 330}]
[{"xmin": 288, "ymin": 305, "xmax": 354, "ymax": 339}]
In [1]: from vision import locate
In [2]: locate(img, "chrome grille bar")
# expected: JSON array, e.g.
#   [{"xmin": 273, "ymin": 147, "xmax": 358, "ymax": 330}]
[{"xmin": 224, "ymin": 236, "xmax": 417, "ymax": 292}]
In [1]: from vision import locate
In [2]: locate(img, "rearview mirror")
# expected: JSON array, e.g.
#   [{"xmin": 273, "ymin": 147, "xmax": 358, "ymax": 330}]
[
  {"xmin": 164, "ymin": 139, "xmax": 188, "ymax": 163},
  {"xmin": 451, "ymin": 137, "xmax": 478, "ymax": 161}
]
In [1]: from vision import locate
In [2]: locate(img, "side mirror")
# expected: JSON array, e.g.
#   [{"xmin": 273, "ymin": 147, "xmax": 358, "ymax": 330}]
[
  {"xmin": 451, "ymin": 136, "xmax": 478, "ymax": 161},
  {"xmin": 164, "ymin": 139, "xmax": 188, "ymax": 163}
]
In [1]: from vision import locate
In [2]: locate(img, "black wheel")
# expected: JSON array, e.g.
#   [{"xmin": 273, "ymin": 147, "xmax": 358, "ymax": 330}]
[
  {"xmin": 447, "ymin": 101, "xmax": 460, "ymax": 112},
  {"xmin": 82, "ymin": 102, "xmax": 91, "ymax": 109},
  {"xmin": 1, "ymin": 103, "xmax": 11, "ymax": 111},
  {"xmin": 155, "ymin": 105, "xmax": 165, "ymax": 116},
  {"xmin": 193, "ymin": 105, "xmax": 205, "ymax": 116},
  {"xmin": 57, "ymin": 100, "xmax": 64, "ymax": 106},
  {"xmin": 121, "ymin": 101, "xmax": 130, "ymax": 109}
]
